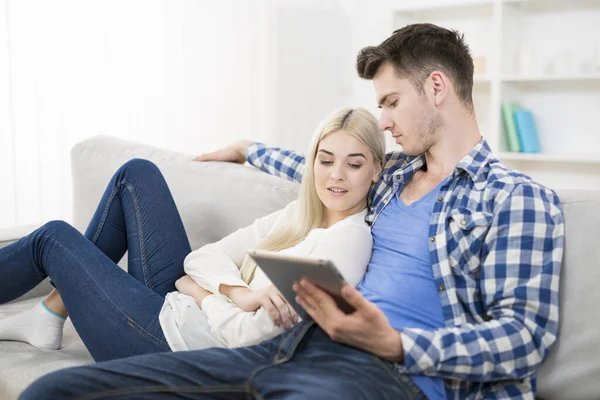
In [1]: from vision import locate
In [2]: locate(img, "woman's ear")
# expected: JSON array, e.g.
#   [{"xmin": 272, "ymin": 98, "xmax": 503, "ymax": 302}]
[{"xmin": 372, "ymin": 161, "xmax": 383, "ymax": 183}]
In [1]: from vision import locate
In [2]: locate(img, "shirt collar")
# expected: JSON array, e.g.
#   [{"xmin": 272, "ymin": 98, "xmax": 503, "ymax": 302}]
[
  {"xmin": 454, "ymin": 137, "xmax": 494, "ymax": 183},
  {"xmin": 385, "ymin": 137, "xmax": 493, "ymax": 185}
]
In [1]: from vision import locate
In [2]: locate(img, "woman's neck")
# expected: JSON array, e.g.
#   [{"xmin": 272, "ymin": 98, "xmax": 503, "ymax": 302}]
[{"xmin": 320, "ymin": 201, "xmax": 366, "ymax": 229}]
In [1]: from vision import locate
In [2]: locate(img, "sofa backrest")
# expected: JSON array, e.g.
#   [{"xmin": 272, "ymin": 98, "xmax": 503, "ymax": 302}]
[
  {"xmin": 536, "ymin": 189, "xmax": 600, "ymax": 400},
  {"xmin": 71, "ymin": 136, "xmax": 300, "ymax": 256}
]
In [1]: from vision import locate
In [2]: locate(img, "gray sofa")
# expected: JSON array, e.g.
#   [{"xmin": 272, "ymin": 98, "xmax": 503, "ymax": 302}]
[{"xmin": 1, "ymin": 135, "xmax": 599, "ymax": 399}]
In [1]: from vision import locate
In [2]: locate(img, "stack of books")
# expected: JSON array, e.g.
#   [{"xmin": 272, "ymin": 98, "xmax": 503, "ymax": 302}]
[{"xmin": 501, "ymin": 103, "xmax": 541, "ymax": 153}]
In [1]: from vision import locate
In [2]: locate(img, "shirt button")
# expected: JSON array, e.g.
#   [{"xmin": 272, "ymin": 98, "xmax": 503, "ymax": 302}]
[
  {"xmin": 430, "ymin": 237, "xmax": 435, "ymax": 242},
  {"xmin": 460, "ymin": 219, "xmax": 467, "ymax": 226},
  {"xmin": 439, "ymin": 285, "xmax": 445, "ymax": 292},
  {"xmin": 437, "ymin": 196, "xmax": 443, "ymax": 202}
]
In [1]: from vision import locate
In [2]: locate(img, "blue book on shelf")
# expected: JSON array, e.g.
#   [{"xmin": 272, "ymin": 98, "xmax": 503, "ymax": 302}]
[{"xmin": 513, "ymin": 110, "xmax": 541, "ymax": 153}]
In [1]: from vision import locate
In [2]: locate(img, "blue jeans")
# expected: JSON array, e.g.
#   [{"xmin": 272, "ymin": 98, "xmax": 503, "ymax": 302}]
[
  {"xmin": 0, "ymin": 159, "xmax": 191, "ymax": 361},
  {"xmin": 20, "ymin": 321, "xmax": 426, "ymax": 399}
]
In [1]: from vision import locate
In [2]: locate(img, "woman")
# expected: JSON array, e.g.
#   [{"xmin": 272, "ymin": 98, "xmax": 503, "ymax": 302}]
[{"xmin": 0, "ymin": 107, "xmax": 384, "ymax": 362}]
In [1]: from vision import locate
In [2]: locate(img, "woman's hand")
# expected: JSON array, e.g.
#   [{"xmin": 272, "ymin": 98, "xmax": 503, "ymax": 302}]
[
  {"xmin": 175, "ymin": 275, "xmax": 213, "ymax": 305},
  {"xmin": 221, "ymin": 284, "xmax": 299, "ymax": 329}
]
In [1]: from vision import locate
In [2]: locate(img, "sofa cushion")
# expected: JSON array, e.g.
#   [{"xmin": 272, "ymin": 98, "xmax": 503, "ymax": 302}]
[
  {"xmin": 0, "ymin": 297, "xmax": 93, "ymax": 400},
  {"xmin": 536, "ymin": 190, "xmax": 600, "ymax": 400}
]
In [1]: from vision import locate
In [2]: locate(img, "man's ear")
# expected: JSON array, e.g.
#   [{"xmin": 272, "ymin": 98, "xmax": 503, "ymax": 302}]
[{"xmin": 428, "ymin": 71, "xmax": 448, "ymax": 107}]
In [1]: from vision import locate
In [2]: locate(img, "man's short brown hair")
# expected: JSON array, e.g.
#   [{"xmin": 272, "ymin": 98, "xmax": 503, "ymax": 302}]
[{"xmin": 356, "ymin": 23, "xmax": 474, "ymax": 110}]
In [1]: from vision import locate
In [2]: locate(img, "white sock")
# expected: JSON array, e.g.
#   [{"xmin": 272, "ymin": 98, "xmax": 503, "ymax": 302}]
[{"xmin": 0, "ymin": 301, "xmax": 66, "ymax": 350}]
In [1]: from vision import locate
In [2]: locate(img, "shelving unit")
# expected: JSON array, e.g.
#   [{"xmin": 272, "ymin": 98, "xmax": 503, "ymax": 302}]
[{"xmin": 387, "ymin": 0, "xmax": 600, "ymax": 190}]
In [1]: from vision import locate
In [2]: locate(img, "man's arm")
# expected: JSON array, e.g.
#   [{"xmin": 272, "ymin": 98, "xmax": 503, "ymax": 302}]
[
  {"xmin": 398, "ymin": 183, "xmax": 564, "ymax": 381},
  {"xmin": 245, "ymin": 143, "xmax": 306, "ymax": 184},
  {"xmin": 194, "ymin": 141, "xmax": 306, "ymax": 184}
]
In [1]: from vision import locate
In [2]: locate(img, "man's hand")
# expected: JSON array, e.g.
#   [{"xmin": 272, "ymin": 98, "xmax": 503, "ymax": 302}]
[
  {"xmin": 221, "ymin": 284, "xmax": 299, "ymax": 329},
  {"xmin": 293, "ymin": 280, "xmax": 404, "ymax": 363},
  {"xmin": 193, "ymin": 140, "xmax": 252, "ymax": 164},
  {"xmin": 175, "ymin": 275, "xmax": 213, "ymax": 305}
]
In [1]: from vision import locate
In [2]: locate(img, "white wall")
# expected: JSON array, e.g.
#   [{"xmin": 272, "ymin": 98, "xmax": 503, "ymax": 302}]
[{"xmin": 0, "ymin": 0, "xmax": 364, "ymax": 233}]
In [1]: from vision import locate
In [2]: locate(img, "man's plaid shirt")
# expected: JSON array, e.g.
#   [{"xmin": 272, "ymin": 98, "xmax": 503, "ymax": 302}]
[{"xmin": 247, "ymin": 138, "xmax": 564, "ymax": 399}]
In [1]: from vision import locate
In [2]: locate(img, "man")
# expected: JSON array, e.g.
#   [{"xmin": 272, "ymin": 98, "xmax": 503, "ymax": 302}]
[{"xmin": 21, "ymin": 23, "xmax": 564, "ymax": 399}]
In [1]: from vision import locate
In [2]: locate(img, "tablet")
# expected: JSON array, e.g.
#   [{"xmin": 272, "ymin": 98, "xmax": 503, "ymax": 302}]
[{"xmin": 247, "ymin": 250, "xmax": 356, "ymax": 321}]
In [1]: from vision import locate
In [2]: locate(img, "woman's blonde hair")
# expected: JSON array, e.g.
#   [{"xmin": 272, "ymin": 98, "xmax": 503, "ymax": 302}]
[{"xmin": 239, "ymin": 107, "xmax": 385, "ymax": 283}]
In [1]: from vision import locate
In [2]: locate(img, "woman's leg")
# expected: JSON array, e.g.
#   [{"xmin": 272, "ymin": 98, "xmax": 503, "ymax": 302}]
[
  {"xmin": 82, "ymin": 158, "xmax": 192, "ymax": 295},
  {"xmin": 1, "ymin": 159, "xmax": 192, "ymax": 354},
  {"xmin": 0, "ymin": 220, "xmax": 171, "ymax": 361},
  {"xmin": 42, "ymin": 158, "xmax": 190, "ymax": 313}
]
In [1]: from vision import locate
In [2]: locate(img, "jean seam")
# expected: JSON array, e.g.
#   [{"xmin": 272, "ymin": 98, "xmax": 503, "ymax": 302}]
[
  {"xmin": 126, "ymin": 317, "xmax": 170, "ymax": 349},
  {"xmin": 247, "ymin": 384, "xmax": 264, "ymax": 400},
  {"xmin": 121, "ymin": 180, "xmax": 151, "ymax": 287},
  {"xmin": 90, "ymin": 185, "xmax": 120, "ymax": 244},
  {"xmin": 91, "ymin": 179, "xmax": 151, "ymax": 288},
  {"xmin": 74, "ymin": 384, "xmax": 250, "ymax": 400},
  {"xmin": 370, "ymin": 356, "xmax": 426, "ymax": 399},
  {"xmin": 273, "ymin": 321, "xmax": 313, "ymax": 362}
]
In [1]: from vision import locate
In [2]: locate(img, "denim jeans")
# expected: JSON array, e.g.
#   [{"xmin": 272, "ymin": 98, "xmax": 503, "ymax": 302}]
[
  {"xmin": 0, "ymin": 159, "xmax": 191, "ymax": 361},
  {"xmin": 20, "ymin": 321, "xmax": 426, "ymax": 400}
]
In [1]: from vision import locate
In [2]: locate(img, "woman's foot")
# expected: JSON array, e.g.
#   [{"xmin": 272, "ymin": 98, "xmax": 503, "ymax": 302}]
[{"xmin": 0, "ymin": 301, "xmax": 66, "ymax": 350}]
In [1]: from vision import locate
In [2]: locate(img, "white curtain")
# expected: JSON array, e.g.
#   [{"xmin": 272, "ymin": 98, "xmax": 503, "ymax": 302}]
[
  {"xmin": 0, "ymin": 0, "xmax": 279, "ymax": 236},
  {"xmin": 0, "ymin": 0, "xmax": 367, "ymax": 237}
]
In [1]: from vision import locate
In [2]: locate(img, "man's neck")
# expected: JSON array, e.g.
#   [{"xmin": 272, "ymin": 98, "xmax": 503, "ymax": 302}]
[{"xmin": 422, "ymin": 115, "xmax": 481, "ymax": 178}]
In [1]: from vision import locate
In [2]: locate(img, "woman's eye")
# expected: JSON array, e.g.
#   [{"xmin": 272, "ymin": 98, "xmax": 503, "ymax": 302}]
[
  {"xmin": 390, "ymin": 100, "xmax": 398, "ymax": 108},
  {"xmin": 319, "ymin": 160, "xmax": 333, "ymax": 165},
  {"xmin": 348, "ymin": 164, "xmax": 362, "ymax": 169}
]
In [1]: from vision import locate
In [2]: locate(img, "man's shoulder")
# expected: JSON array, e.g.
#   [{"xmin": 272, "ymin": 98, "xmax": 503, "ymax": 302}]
[{"xmin": 481, "ymin": 157, "xmax": 562, "ymax": 209}]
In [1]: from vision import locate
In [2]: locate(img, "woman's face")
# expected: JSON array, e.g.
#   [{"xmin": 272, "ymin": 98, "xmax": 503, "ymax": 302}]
[{"xmin": 313, "ymin": 130, "xmax": 381, "ymax": 221}]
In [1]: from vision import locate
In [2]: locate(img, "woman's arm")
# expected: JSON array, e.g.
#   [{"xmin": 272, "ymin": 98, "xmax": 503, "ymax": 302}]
[
  {"xmin": 183, "ymin": 201, "xmax": 297, "ymax": 295},
  {"xmin": 175, "ymin": 276, "xmax": 212, "ymax": 305},
  {"xmin": 200, "ymin": 295, "xmax": 286, "ymax": 348},
  {"xmin": 201, "ymin": 219, "xmax": 372, "ymax": 349}
]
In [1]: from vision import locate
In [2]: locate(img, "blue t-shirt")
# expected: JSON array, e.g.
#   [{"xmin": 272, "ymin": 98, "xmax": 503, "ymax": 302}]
[{"xmin": 357, "ymin": 178, "xmax": 447, "ymax": 400}]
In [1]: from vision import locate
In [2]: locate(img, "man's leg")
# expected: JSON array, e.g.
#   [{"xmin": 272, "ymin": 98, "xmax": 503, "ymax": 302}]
[
  {"xmin": 250, "ymin": 326, "xmax": 427, "ymax": 400},
  {"xmin": 20, "ymin": 337, "xmax": 279, "ymax": 400}
]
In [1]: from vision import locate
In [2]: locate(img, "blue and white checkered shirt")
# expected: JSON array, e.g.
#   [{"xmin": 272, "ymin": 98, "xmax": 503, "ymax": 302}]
[{"xmin": 247, "ymin": 138, "xmax": 565, "ymax": 400}]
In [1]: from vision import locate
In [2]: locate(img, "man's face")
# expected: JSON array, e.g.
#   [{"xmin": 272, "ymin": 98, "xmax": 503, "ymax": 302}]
[{"xmin": 373, "ymin": 63, "xmax": 441, "ymax": 156}]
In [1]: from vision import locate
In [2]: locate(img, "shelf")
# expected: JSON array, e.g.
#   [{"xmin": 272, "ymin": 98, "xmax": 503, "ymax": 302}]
[
  {"xmin": 502, "ymin": 74, "xmax": 600, "ymax": 83},
  {"xmin": 502, "ymin": 0, "xmax": 600, "ymax": 12},
  {"xmin": 501, "ymin": 74, "xmax": 600, "ymax": 90},
  {"xmin": 393, "ymin": 0, "xmax": 493, "ymax": 13},
  {"xmin": 383, "ymin": 0, "xmax": 600, "ymax": 189},
  {"xmin": 498, "ymin": 152, "xmax": 600, "ymax": 164}
]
